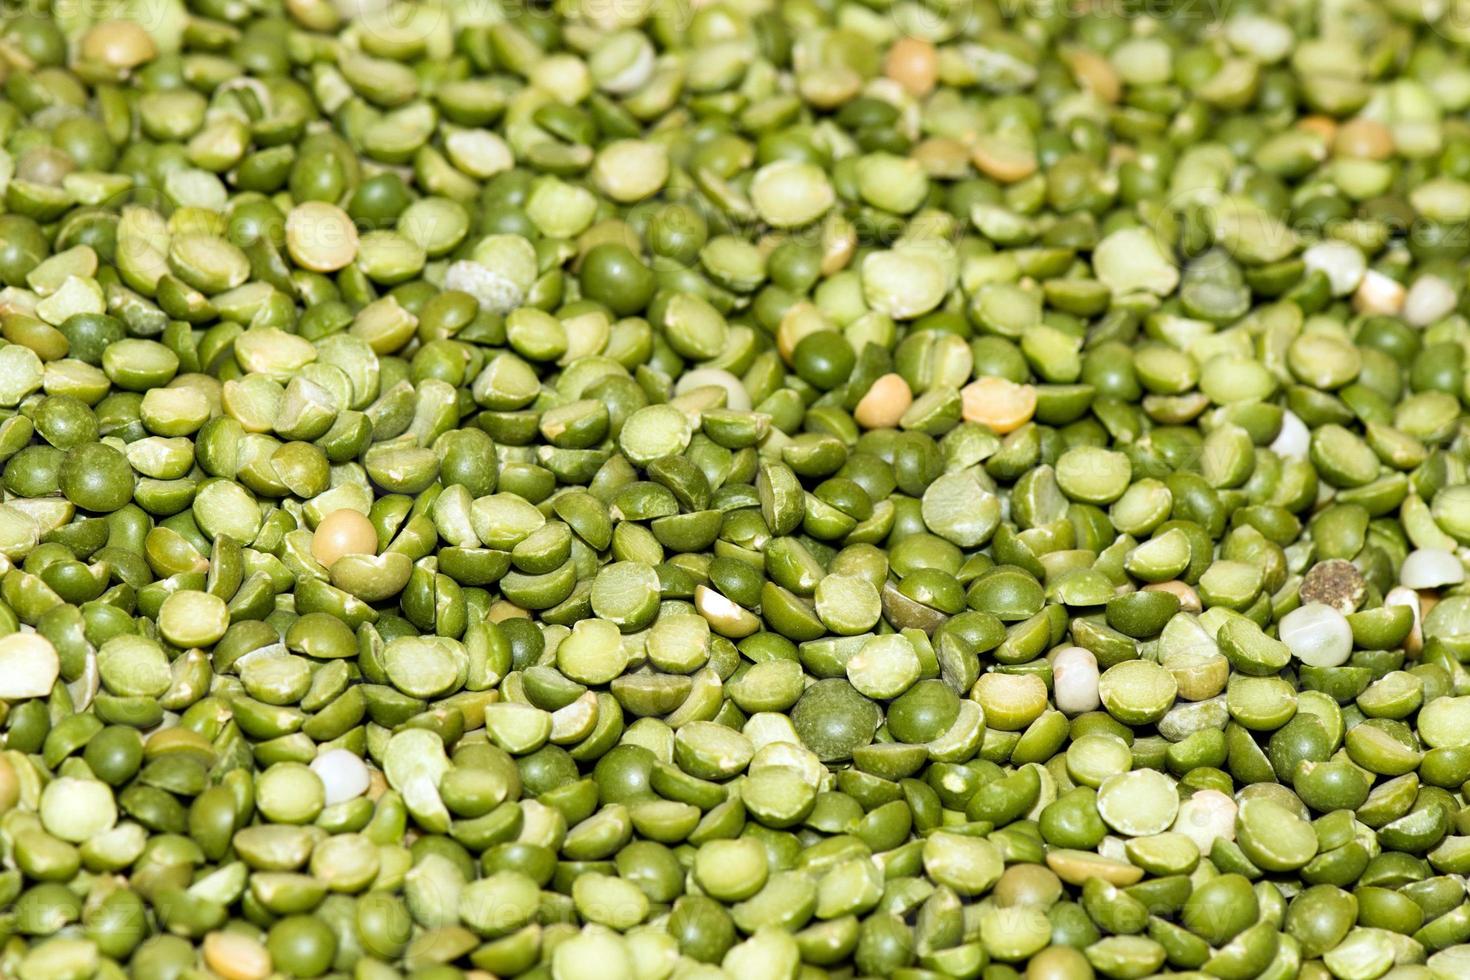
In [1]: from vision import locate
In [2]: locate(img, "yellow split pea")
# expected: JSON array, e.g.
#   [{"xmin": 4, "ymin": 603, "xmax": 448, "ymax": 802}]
[
  {"xmin": 854, "ymin": 373, "xmax": 913, "ymax": 430},
  {"xmin": 961, "ymin": 377, "xmax": 1037, "ymax": 434},
  {"xmin": 312, "ymin": 509, "xmax": 378, "ymax": 568},
  {"xmin": 286, "ymin": 202, "xmax": 360, "ymax": 273}
]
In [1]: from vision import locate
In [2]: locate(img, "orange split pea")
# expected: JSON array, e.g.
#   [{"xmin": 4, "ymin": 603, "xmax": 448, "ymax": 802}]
[
  {"xmin": 961, "ymin": 377, "xmax": 1037, "ymax": 433},
  {"xmin": 854, "ymin": 373, "xmax": 913, "ymax": 430},
  {"xmin": 820, "ymin": 215, "xmax": 858, "ymax": 276},
  {"xmin": 1296, "ymin": 114, "xmax": 1338, "ymax": 144},
  {"xmin": 971, "ymin": 136, "xmax": 1038, "ymax": 184},
  {"xmin": 1334, "ymin": 118, "xmax": 1394, "ymax": 160},
  {"xmin": 884, "ymin": 37, "xmax": 938, "ymax": 98},
  {"xmin": 311, "ymin": 509, "xmax": 377, "ymax": 568}
]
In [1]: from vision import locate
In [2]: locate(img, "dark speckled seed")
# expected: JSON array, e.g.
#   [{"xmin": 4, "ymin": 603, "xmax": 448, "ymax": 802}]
[{"xmin": 1299, "ymin": 559, "xmax": 1367, "ymax": 613}]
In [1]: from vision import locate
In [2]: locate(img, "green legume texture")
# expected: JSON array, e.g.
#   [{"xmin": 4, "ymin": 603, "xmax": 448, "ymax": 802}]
[{"xmin": 2, "ymin": 3, "xmax": 1470, "ymax": 980}]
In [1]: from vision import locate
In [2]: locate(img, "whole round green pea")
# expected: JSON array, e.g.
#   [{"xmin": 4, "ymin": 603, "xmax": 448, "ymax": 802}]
[
  {"xmin": 7, "ymin": 445, "xmax": 64, "ymax": 497},
  {"xmin": 436, "ymin": 428, "xmax": 499, "ymax": 497},
  {"xmin": 227, "ymin": 198, "xmax": 287, "ymax": 250},
  {"xmin": 888, "ymin": 679, "xmax": 961, "ymax": 744},
  {"xmin": 593, "ymin": 744, "xmax": 656, "ymax": 804},
  {"xmin": 0, "ymin": 216, "xmax": 50, "ymax": 287},
  {"xmin": 33, "ymin": 396, "xmax": 101, "ymax": 451},
  {"xmin": 579, "ymin": 243, "xmax": 656, "ymax": 316},
  {"xmin": 83, "ymin": 725, "xmax": 144, "ymax": 785},
  {"xmin": 645, "ymin": 203, "xmax": 708, "ymax": 264},
  {"xmin": 668, "ymin": 895, "xmax": 737, "ymax": 963},
  {"xmin": 517, "ymin": 744, "xmax": 579, "ymax": 796},
  {"xmin": 267, "ymin": 915, "xmax": 337, "ymax": 978},
  {"xmin": 349, "ymin": 172, "xmax": 414, "ymax": 225},
  {"xmin": 793, "ymin": 332, "xmax": 857, "ymax": 391},
  {"xmin": 59, "ymin": 442, "xmax": 135, "ymax": 512},
  {"xmin": 289, "ymin": 148, "xmax": 348, "ymax": 205}
]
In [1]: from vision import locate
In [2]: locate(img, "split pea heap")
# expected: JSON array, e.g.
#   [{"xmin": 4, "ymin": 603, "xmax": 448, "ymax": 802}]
[{"xmin": 6, "ymin": 0, "xmax": 1470, "ymax": 978}]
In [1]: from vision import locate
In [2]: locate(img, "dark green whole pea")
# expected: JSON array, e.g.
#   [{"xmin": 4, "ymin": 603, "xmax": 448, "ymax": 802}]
[
  {"xmin": 892, "ymin": 432, "xmax": 943, "ymax": 497},
  {"xmin": 1411, "ymin": 342, "xmax": 1464, "ymax": 395},
  {"xmin": 1081, "ymin": 342, "xmax": 1141, "ymax": 400},
  {"xmin": 516, "ymin": 744, "xmax": 579, "ymax": 796},
  {"xmin": 57, "ymin": 313, "xmax": 125, "ymax": 368},
  {"xmin": 708, "ymin": 556, "xmax": 763, "ymax": 608},
  {"xmin": 227, "ymin": 198, "xmax": 287, "ymax": 250},
  {"xmin": 580, "ymin": 243, "xmax": 656, "ymax": 317},
  {"xmin": 52, "ymin": 115, "xmax": 116, "ymax": 171},
  {"xmin": 500, "ymin": 617, "xmax": 544, "ymax": 670},
  {"xmin": 348, "ymin": 172, "xmax": 414, "ymax": 226},
  {"xmin": 411, "ymin": 835, "xmax": 477, "ymax": 882},
  {"xmin": 855, "ymin": 914, "xmax": 915, "ymax": 975},
  {"xmin": 95, "ymin": 392, "xmax": 146, "ymax": 441},
  {"xmin": 914, "ymin": 310, "xmax": 970, "ymax": 337},
  {"xmin": 234, "ymin": 27, "xmax": 292, "ymax": 75},
  {"xmin": 1357, "ymin": 317, "xmax": 1420, "ymax": 366},
  {"xmin": 1293, "ymin": 760, "xmax": 1371, "ymax": 813},
  {"xmin": 1285, "ymin": 885, "xmax": 1356, "ymax": 958},
  {"xmin": 236, "ymin": 146, "xmax": 295, "ymax": 193},
  {"xmin": 814, "ymin": 477, "xmax": 873, "ymax": 521},
  {"xmin": 435, "ymin": 428, "xmax": 499, "ymax": 496},
  {"xmin": 289, "ymin": 149, "xmax": 348, "ymax": 205},
  {"xmin": 753, "ymin": 286, "xmax": 799, "ymax": 334},
  {"xmin": 480, "ymin": 170, "xmax": 533, "ymax": 208},
  {"xmin": 84, "ymin": 725, "xmax": 144, "ymax": 785},
  {"xmin": 389, "ymin": 280, "xmax": 438, "ymax": 316},
  {"xmin": 417, "ymin": 291, "xmax": 479, "ymax": 340},
  {"xmin": 887, "ymin": 680, "xmax": 960, "ymax": 744},
  {"xmin": 615, "ymin": 840, "xmax": 685, "ymax": 904},
  {"xmin": 793, "ymin": 332, "xmax": 857, "ymax": 391},
  {"xmin": 899, "ymin": 568, "xmax": 966, "ymax": 614},
  {"xmin": 34, "ymin": 396, "xmax": 101, "ymax": 451},
  {"xmin": 1039, "ymin": 787, "xmax": 1106, "ymax": 850},
  {"xmin": 768, "ymin": 240, "xmax": 821, "ymax": 293},
  {"xmin": 7, "ymin": 700, "xmax": 50, "ymax": 754},
  {"xmin": 790, "ymin": 679, "xmax": 883, "ymax": 761},
  {"xmin": 593, "ymin": 744, "xmax": 657, "ymax": 804},
  {"xmin": 668, "ymin": 895, "xmax": 736, "ymax": 963},
  {"xmin": 59, "ymin": 442, "xmax": 136, "ymax": 512},
  {"xmin": 7, "ymin": 445, "xmax": 65, "ymax": 497},
  {"xmin": 1266, "ymin": 714, "xmax": 1332, "ymax": 782},
  {"xmin": 482, "ymin": 841, "xmax": 557, "ymax": 887},
  {"xmin": 481, "ymin": 207, "xmax": 536, "ymax": 238},
  {"xmin": 646, "ymin": 203, "xmax": 709, "ymax": 264}
]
